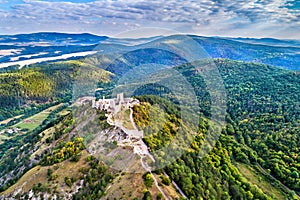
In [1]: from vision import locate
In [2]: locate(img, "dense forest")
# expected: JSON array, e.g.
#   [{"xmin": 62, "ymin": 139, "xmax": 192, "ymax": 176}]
[
  {"xmin": 131, "ymin": 59, "xmax": 300, "ymax": 199},
  {"xmin": 0, "ymin": 63, "xmax": 72, "ymax": 121},
  {"xmin": 0, "ymin": 59, "xmax": 113, "ymax": 121}
]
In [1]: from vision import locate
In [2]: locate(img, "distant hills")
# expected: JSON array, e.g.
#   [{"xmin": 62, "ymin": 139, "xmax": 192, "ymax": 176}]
[
  {"xmin": 190, "ymin": 35, "xmax": 300, "ymax": 70},
  {"xmin": 0, "ymin": 32, "xmax": 108, "ymax": 46},
  {"xmin": 228, "ymin": 37, "xmax": 300, "ymax": 48},
  {"xmin": 0, "ymin": 32, "xmax": 299, "ymax": 70}
]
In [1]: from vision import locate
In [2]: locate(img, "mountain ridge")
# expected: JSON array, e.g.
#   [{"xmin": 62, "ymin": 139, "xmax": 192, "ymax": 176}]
[{"xmin": 1, "ymin": 32, "xmax": 299, "ymax": 71}]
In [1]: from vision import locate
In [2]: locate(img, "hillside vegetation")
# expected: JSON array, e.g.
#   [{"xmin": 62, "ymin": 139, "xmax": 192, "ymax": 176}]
[
  {"xmin": 131, "ymin": 59, "xmax": 299, "ymax": 199},
  {"xmin": 0, "ymin": 58, "xmax": 299, "ymax": 200},
  {"xmin": 0, "ymin": 59, "xmax": 112, "ymax": 121}
]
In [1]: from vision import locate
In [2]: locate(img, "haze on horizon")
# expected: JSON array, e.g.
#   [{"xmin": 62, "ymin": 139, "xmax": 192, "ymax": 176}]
[{"xmin": 0, "ymin": 0, "xmax": 299, "ymax": 39}]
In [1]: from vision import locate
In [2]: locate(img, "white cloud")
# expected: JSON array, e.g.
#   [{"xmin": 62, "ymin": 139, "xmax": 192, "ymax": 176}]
[{"xmin": 0, "ymin": 0, "xmax": 298, "ymax": 38}]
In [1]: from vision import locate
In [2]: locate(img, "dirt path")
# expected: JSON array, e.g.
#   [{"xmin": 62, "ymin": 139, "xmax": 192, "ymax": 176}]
[
  {"xmin": 257, "ymin": 163, "xmax": 300, "ymax": 199},
  {"xmin": 127, "ymin": 108, "xmax": 169, "ymax": 199},
  {"xmin": 163, "ymin": 172, "xmax": 188, "ymax": 199},
  {"xmin": 130, "ymin": 107, "xmax": 188, "ymax": 200},
  {"xmin": 140, "ymin": 157, "xmax": 169, "ymax": 200},
  {"xmin": 0, "ymin": 115, "xmax": 23, "ymax": 125}
]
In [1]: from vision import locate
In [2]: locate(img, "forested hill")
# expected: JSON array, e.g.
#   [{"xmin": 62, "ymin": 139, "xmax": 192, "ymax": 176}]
[
  {"xmin": 0, "ymin": 32, "xmax": 108, "ymax": 44},
  {"xmin": 0, "ymin": 58, "xmax": 299, "ymax": 199},
  {"xmin": 133, "ymin": 59, "xmax": 299, "ymax": 199},
  {"xmin": 0, "ymin": 60, "xmax": 113, "ymax": 121},
  {"xmin": 170, "ymin": 59, "xmax": 300, "ymax": 199}
]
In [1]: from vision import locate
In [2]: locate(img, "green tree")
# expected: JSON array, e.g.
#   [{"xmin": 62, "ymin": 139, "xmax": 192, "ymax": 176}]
[
  {"xmin": 142, "ymin": 190, "xmax": 152, "ymax": 200},
  {"xmin": 143, "ymin": 173, "xmax": 154, "ymax": 188}
]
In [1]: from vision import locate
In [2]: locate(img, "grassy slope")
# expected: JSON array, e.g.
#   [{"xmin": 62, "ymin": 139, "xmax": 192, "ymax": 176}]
[
  {"xmin": 1, "ymin": 150, "xmax": 90, "ymax": 197},
  {"xmin": 237, "ymin": 163, "xmax": 286, "ymax": 199},
  {"xmin": 1, "ymin": 102, "xmax": 182, "ymax": 199}
]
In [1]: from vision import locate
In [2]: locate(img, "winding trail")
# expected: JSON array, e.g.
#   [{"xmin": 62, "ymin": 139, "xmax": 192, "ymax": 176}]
[
  {"xmin": 107, "ymin": 106, "xmax": 169, "ymax": 199},
  {"xmin": 163, "ymin": 172, "xmax": 188, "ymax": 199},
  {"xmin": 141, "ymin": 157, "xmax": 169, "ymax": 200},
  {"xmin": 129, "ymin": 107, "xmax": 169, "ymax": 200},
  {"xmin": 257, "ymin": 163, "xmax": 300, "ymax": 199},
  {"xmin": 129, "ymin": 107, "xmax": 188, "ymax": 199}
]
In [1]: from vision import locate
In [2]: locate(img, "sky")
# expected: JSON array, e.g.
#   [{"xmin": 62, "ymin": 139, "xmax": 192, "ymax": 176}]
[{"xmin": 0, "ymin": 0, "xmax": 299, "ymax": 39}]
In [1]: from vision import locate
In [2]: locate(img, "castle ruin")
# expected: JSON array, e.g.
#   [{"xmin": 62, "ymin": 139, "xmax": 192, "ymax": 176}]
[{"xmin": 92, "ymin": 93, "xmax": 139, "ymax": 114}]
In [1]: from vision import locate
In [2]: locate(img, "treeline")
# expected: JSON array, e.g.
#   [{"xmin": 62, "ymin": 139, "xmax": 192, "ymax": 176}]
[
  {"xmin": 16, "ymin": 155, "xmax": 114, "ymax": 199},
  {"xmin": 0, "ymin": 101, "xmax": 60, "ymax": 129},
  {"xmin": 133, "ymin": 95, "xmax": 271, "ymax": 199},
  {"xmin": 213, "ymin": 59, "xmax": 300, "ymax": 193},
  {"xmin": 165, "ymin": 138, "xmax": 271, "ymax": 199}
]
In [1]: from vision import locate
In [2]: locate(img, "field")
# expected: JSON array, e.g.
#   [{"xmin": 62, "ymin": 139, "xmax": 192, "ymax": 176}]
[
  {"xmin": 12, "ymin": 104, "xmax": 63, "ymax": 131},
  {"xmin": 237, "ymin": 163, "xmax": 286, "ymax": 199}
]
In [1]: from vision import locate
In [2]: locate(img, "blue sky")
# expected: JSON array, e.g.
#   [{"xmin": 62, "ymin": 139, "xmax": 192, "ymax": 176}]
[{"xmin": 0, "ymin": 0, "xmax": 299, "ymax": 39}]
